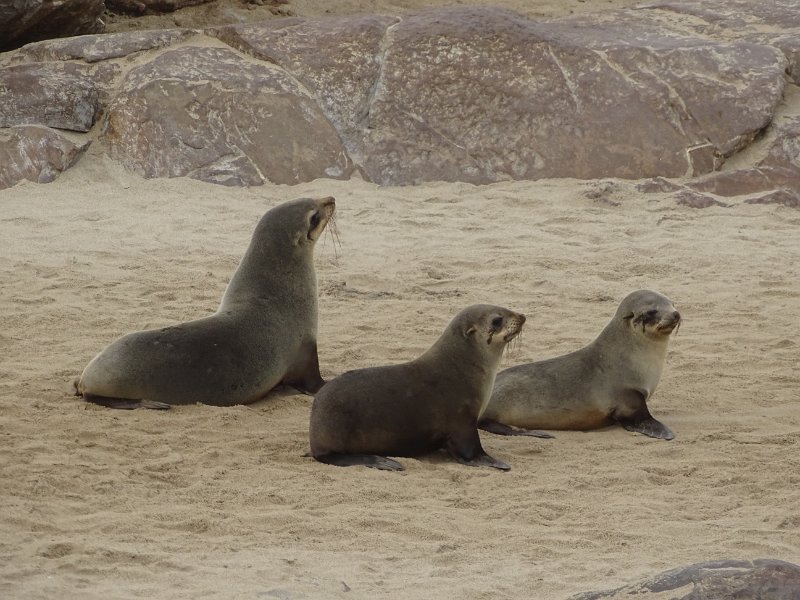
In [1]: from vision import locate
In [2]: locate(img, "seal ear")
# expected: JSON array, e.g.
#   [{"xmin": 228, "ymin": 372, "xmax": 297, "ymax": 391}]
[{"xmin": 463, "ymin": 325, "xmax": 477, "ymax": 339}]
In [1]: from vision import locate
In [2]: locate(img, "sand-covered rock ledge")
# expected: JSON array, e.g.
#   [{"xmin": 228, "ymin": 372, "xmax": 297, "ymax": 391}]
[{"xmin": 1, "ymin": 0, "xmax": 799, "ymax": 598}]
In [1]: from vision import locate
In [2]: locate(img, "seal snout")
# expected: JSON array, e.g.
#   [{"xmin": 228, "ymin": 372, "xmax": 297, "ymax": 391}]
[
  {"xmin": 504, "ymin": 313, "xmax": 526, "ymax": 342},
  {"xmin": 658, "ymin": 309, "xmax": 682, "ymax": 333}
]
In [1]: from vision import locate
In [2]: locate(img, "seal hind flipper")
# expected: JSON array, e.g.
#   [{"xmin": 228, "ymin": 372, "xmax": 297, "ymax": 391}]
[
  {"xmin": 83, "ymin": 393, "xmax": 171, "ymax": 410},
  {"xmin": 479, "ymin": 419, "xmax": 555, "ymax": 438},
  {"xmin": 314, "ymin": 453, "xmax": 405, "ymax": 471}
]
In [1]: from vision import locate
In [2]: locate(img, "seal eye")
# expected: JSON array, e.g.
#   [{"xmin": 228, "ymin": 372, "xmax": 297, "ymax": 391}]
[
  {"xmin": 491, "ymin": 316, "xmax": 504, "ymax": 329},
  {"xmin": 309, "ymin": 212, "xmax": 321, "ymax": 229}
]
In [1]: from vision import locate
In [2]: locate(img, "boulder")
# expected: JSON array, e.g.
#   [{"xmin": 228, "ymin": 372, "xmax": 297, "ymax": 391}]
[
  {"xmin": 0, "ymin": 63, "xmax": 101, "ymax": 132},
  {"xmin": 570, "ymin": 558, "xmax": 800, "ymax": 600},
  {"xmin": 0, "ymin": 0, "xmax": 104, "ymax": 53},
  {"xmin": 10, "ymin": 29, "xmax": 197, "ymax": 64},
  {"xmin": 101, "ymin": 46, "xmax": 354, "ymax": 186},
  {"xmin": 0, "ymin": 126, "xmax": 90, "ymax": 189},
  {"xmin": 211, "ymin": 14, "xmax": 398, "ymax": 167}
]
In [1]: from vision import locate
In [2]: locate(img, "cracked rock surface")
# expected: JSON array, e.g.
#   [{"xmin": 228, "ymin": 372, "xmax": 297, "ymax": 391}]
[{"xmin": 0, "ymin": 3, "xmax": 796, "ymax": 188}]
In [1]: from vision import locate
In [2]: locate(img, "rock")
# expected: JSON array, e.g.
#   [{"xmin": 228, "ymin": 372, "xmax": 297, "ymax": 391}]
[
  {"xmin": 675, "ymin": 190, "xmax": 730, "ymax": 208},
  {"xmin": 11, "ymin": 29, "xmax": 197, "ymax": 64},
  {"xmin": 101, "ymin": 46, "xmax": 353, "ymax": 186},
  {"xmin": 688, "ymin": 116, "xmax": 800, "ymax": 196},
  {"xmin": 746, "ymin": 189, "xmax": 800, "ymax": 208},
  {"xmin": 0, "ymin": 63, "xmax": 101, "ymax": 132},
  {"xmin": 569, "ymin": 558, "xmax": 800, "ymax": 600},
  {"xmin": 636, "ymin": 177, "xmax": 685, "ymax": 193},
  {"xmin": 639, "ymin": 1, "xmax": 800, "ymax": 83},
  {"xmin": 0, "ymin": 126, "xmax": 90, "ymax": 189},
  {"xmin": 210, "ymin": 14, "xmax": 398, "ymax": 168},
  {"xmin": 0, "ymin": 0, "xmax": 104, "ymax": 53},
  {"xmin": 106, "ymin": 0, "xmax": 215, "ymax": 15},
  {"xmin": 353, "ymin": 7, "xmax": 783, "ymax": 184}
]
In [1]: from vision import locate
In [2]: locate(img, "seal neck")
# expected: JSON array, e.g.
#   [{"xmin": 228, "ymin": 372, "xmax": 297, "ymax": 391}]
[{"xmin": 218, "ymin": 237, "xmax": 315, "ymax": 311}]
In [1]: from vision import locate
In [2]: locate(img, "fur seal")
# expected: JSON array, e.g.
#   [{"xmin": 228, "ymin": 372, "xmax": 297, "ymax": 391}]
[
  {"xmin": 74, "ymin": 196, "xmax": 336, "ymax": 409},
  {"xmin": 309, "ymin": 304, "xmax": 525, "ymax": 471},
  {"xmin": 479, "ymin": 290, "xmax": 680, "ymax": 440}
]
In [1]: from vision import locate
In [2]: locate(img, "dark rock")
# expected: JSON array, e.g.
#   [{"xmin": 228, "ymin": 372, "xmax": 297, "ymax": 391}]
[
  {"xmin": 0, "ymin": 0, "xmax": 104, "ymax": 53},
  {"xmin": 101, "ymin": 46, "xmax": 353, "ymax": 186},
  {"xmin": 745, "ymin": 189, "xmax": 800, "ymax": 208},
  {"xmin": 570, "ymin": 558, "xmax": 800, "ymax": 600},
  {"xmin": 637, "ymin": 177, "xmax": 685, "ymax": 193},
  {"xmin": 0, "ymin": 63, "xmax": 101, "ymax": 132},
  {"xmin": 106, "ymin": 0, "xmax": 215, "ymax": 14},
  {"xmin": 0, "ymin": 125, "xmax": 90, "ymax": 189},
  {"xmin": 675, "ymin": 190, "xmax": 730, "ymax": 208},
  {"xmin": 11, "ymin": 29, "xmax": 197, "ymax": 64}
]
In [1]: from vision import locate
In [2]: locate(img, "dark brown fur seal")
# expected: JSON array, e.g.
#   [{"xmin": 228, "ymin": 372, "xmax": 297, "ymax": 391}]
[
  {"xmin": 309, "ymin": 304, "xmax": 525, "ymax": 471},
  {"xmin": 74, "ymin": 196, "xmax": 335, "ymax": 409},
  {"xmin": 480, "ymin": 290, "xmax": 680, "ymax": 440}
]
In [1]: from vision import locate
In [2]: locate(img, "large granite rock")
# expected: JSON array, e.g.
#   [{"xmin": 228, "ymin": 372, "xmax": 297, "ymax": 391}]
[
  {"xmin": 0, "ymin": 126, "xmax": 90, "ymax": 189},
  {"xmin": 0, "ymin": 0, "xmax": 104, "ymax": 53},
  {"xmin": 0, "ymin": 63, "xmax": 101, "ymax": 132},
  {"xmin": 101, "ymin": 46, "xmax": 353, "ymax": 186},
  {"xmin": 570, "ymin": 559, "xmax": 800, "ymax": 600}
]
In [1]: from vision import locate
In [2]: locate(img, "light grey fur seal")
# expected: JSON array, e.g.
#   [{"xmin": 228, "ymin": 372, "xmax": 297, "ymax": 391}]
[
  {"xmin": 309, "ymin": 304, "xmax": 526, "ymax": 471},
  {"xmin": 480, "ymin": 290, "xmax": 680, "ymax": 440},
  {"xmin": 74, "ymin": 196, "xmax": 335, "ymax": 409}
]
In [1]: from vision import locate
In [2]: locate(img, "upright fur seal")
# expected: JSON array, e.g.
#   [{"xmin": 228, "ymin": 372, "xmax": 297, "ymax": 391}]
[
  {"xmin": 309, "ymin": 304, "xmax": 525, "ymax": 471},
  {"xmin": 74, "ymin": 196, "xmax": 335, "ymax": 409},
  {"xmin": 480, "ymin": 290, "xmax": 680, "ymax": 440}
]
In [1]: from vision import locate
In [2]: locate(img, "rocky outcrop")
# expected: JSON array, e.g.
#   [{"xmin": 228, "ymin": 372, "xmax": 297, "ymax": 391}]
[
  {"xmin": 570, "ymin": 559, "xmax": 800, "ymax": 600},
  {"xmin": 0, "ymin": 0, "xmax": 104, "ymax": 53},
  {"xmin": 0, "ymin": 126, "xmax": 90, "ymax": 189},
  {"xmin": 0, "ymin": 4, "xmax": 794, "ymax": 188},
  {"xmin": 101, "ymin": 47, "xmax": 353, "ymax": 186}
]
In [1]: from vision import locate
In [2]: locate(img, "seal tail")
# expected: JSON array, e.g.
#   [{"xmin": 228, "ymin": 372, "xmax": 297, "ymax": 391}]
[{"xmin": 83, "ymin": 393, "xmax": 171, "ymax": 410}]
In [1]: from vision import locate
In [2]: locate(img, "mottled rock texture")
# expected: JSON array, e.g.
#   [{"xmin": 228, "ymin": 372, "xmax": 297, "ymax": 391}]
[
  {"xmin": 0, "ymin": 3, "xmax": 795, "ymax": 188},
  {"xmin": 0, "ymin": 126, "xmax": 90, "ymax": 189},
  {"xmin": 0, "ymin": 63, "xmax": 101, "ymax": 132},
  {"xmin": 569, "ymin": 559, "xmax": 800, "ymax": 600},
  {"xmin": 101, "ymin": 47, "xmax": 353, "ymax": 186}
]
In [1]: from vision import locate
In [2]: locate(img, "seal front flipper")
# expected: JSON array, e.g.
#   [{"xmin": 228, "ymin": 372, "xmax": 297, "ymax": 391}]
[
  {"xmin": 479, "ymin": 419, "xmax": 554, "ymax": 438},
  {"xmin": 447, "ymin": 428, "xmax": 511, "ymax": 471},
  {"xmin": 83, "ymin": 393, "xmax": 171, "ymax": 410},
  {"xmin": 282, "ymin": 341, "xmax": 325, "ymax": 395},
  {"xmin": 619, "ymin": 416, "xmax": 674, "ymax": 440},
  {"xmin": 314, "ymin": 453, "xmax": 405, "ymax": 471},
  {"xmin": 613, "ymin": 391, "xmax": 674, "ymax": 440}
]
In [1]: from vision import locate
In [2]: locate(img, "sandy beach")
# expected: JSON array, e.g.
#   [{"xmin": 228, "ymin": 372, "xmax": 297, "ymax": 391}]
[{"xmin": 1, "ymin": 147, "xmax": 799, "ymax": 598}]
